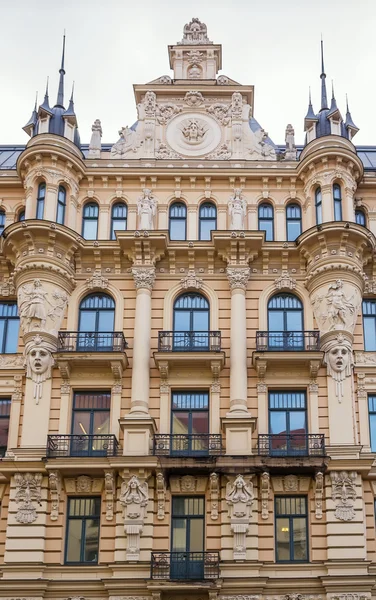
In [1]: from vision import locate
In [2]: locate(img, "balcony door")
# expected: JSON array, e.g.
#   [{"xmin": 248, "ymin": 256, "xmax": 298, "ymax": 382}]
[
  {"xmin": 171, "ymin": 496, "xmax": 205, "ymax": 579},
  {"xmin": 78, "ymin": 293, "xmax": 115, "ymax": 351},
  {"xmin": 267, "ymin": 293, "xmax": 303, "ymax": 350},
  {"xmin": 173, "ymin": 293, "xmax": 209, "ymax": 350},
  {"xmin": 71, "ymin": 391, "xmax": 111, "ymax": 456},
  {"xmin": 269, "ymin": 391, "xmax": 307, "ymax": 456},
  {"xmin": 171, "ymin": 391, "xmax": 209, "ymax": 456}
]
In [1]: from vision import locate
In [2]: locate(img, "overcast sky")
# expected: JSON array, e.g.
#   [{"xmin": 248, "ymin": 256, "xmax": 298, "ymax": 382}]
[{"xmin": 0, "ymin": 0, "xmax": 375, "ymax": 146}]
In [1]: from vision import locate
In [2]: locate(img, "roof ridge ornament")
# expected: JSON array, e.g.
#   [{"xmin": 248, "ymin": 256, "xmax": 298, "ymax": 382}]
[{"xmin": 179, "ymin": 17, "xmax": 213, "ymax": 45}]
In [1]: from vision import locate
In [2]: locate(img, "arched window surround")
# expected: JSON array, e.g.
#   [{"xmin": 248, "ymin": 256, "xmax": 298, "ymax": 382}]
[
  {"xmin": 286, "ymin": 202, "xmax": 302, "ymax": 241},
  {"xmin": 333, "ymin": 183, "xmax": 343, "ymax": 221},
  {"xmin": 82, "ymin": 201, "xmax": 99, "ymax": 240},
  {"xmin": 110, "ymin": 201, "xmax": 127, "ymax": 240},
  {"xmin": 169, "ymin": 201, "xmax": 187, "ymax": 241},
  {"xmin": 199, "ymin": 201, "xmax": 217, "ymax": 241},
  {"xmin": 258, "ymin": 203, "xmax": 274, "ymax": 241}
]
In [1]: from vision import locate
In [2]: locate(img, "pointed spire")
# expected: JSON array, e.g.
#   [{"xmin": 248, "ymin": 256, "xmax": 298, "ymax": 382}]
[
  {"xmin": 56, "ymin": 32, "xmax": 66, "ymax": 107},
  {"xmin": 304, "ymin": 87, "xmax": 317, "ymax": 131},
  {"xmin": 63, "ymin": 82, "xmax": 77, "ymax": 119},
  {"xmin": 327, "ymin": 79, "xmax": 340, "ymax": 117},
  {"xmin": 320, "ymin": 37, "xmax": 328, "ymax": 111},
  {"xmin": 39, "ymin": 76, "xmax": 52, "ymax": 114},
  {"xmin": 345, "ymin": 94, "xmax": 359, "ymax": 138},
  {"xmin": 23, "ymin": 92, "xmax": 39, "ymax": 136}
]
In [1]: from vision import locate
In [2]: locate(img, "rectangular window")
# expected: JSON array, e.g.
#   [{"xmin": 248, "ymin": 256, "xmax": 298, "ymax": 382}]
[
  {"xmin": 369, "ymin": 395, "xmax": 376, "ymax": 452},
  {"xmin": 71, "ymin": 391, "xmax": 111, "ymax": 456},
  {"xmin": 275, "ymin": 496, "xmax": 308, "ymax": 562},
  {"xmin": 0, "ymin": 398, "xmax": 11, "ymax": 457},
  {"xmin": 269, "ymin": 391, "xmax": 307, "ymax": 456},
  {"xmin": 171, "ymin": 391, "xmax": 209, "ymax": 455},
  {"xmin": 363, "ymin": 300, "xmax": 376, "ymax": 351},
  {"xmin": 171, "ymin": 496, "xmax": 205, "ymax": 579},
  {"xmin": 65, "ymin": 497, "xmax": 101, "ymax": 564}
]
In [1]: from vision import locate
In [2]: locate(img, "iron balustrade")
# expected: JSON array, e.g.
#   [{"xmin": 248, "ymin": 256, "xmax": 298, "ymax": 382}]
[
  {"xmin": 153, "ymin": 434, "xmax": 222, "ymax": 457},
  {"xmin": 258, "ymin": 433, "xmax": 325, "ymax": 457},
  {"xmin": 47, "ymin": 434, "xmax": 119, "ymax": 457},
  {"xmin": 151, "ymin": 551, "xmax": 220, "ymax": 580},
  {"xmin": 158, "ymin": 331, "xmax": 221, "ymax": 352},
  {"xmin": 57, "ymin": 331, "xmax": 127, "ymax": 352},
  {"xmin": 256, "ymin": 330, "xmax": 320, "ymax": 351}
]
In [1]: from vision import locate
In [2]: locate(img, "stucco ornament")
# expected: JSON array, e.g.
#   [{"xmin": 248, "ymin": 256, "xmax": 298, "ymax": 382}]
[
  {"xmin": 184, "ymin": 91, "xmax": 204, "ymax": 107},
  {"xmin": 210, "ymin": 472, "xmax": 219, "ymax": 520},
  {"xmin": 156, "ymin": 472, "xmax": 166, "ymax": 520},
  {"xmin": 132, "ymin": 267, "xmax": 156, "ymax": 291},
  {"xmin": 226, "ymin": 267, "xmax": 250, "ymax": 291},
  {"xmin": 111, "ymin": 126, "xmax": 142, "ymax": 157},
  {"xmin": 18, "ymin": 279, "xmax": 68, "ymax": 335},
  {"xmin": 156, "ymin": 103, "xmax": 182, "ymax": 125},
  {"xmin": 260, "ymin": 472, "xmax": 270, "ymax": 520},
  {"xmin": 48, "ymin": 470, "xmax": 61, "ymax": 521},
  {"xmin": 226, "ymin": 474, "xmax": 254, "ymax": 560},
  {"xmin": 230, "ymin": 92, "xmax": 243, "ymax": 119},
  {"xmin": 322, "ymin": 334, "xmax": 354, "ymax": 399},
  {"xmin": 246, "ymin": 128, "xmax": 277, "ymax": 160},
  {"xmin": 330, "ymin": 471, "xmax": 357, "ymax": 521},
  {"xmin": 120, "ymin": 475, "xmax": 149, "ymax": 561},
  {"xmin": 228, "ymin": 189, "xmax": 247, "ymax": 230},
  {"xmin": 207, "ymin": 142, "xmax": 232, "ymax": 160},
  {"xmin": 88, "ymin": 119, "xmax": 102, "ymax": 158},
  {"xmin": 180, "ymin": 269, "xmax": 203, "ymax": 290},
  {"xmin": 311, "ymin": 279, "xmax": 360, "ymax": 335},
  {"xmin": 181, "ymin": 118, "xmax": 207, "ymax": 143},
  {"xmin": 314, "ymin": 472, "xmax": 324, "ymax": 520},
  {"xmin": 104, "ymin": 469, "xmax": 115, "ymax": 521},
  {"xmin": 180, "ymin": 18, "xmax": 213, "ymax": 45},
  {"xmin": 143, "ymin": 91, "xmax": 157, "ymax": 117},
  {"xmin": 166, "ymin": 112, "xmax": 221, "ymax": 157},
  {"xmin": 155, "ymin": 143, "xmax": 181, "ymax": 159},
  {"xmin": 274, "ymin": 272, "xmax": 297, "ymax": 291},
  {"xmin": 25, "ymin": 335, "xmax": 54, "ymax": 404},
  {"xmin": 137, "ymin": 188, "xmax": 157, "ymax": 230},
  {"xmin": 207, "ymin": 103, "xmax": 231, "ymax": 125},
  {"xmin": 284, "ymin": 123, "xmax": 296, "ymax": 160},
  {"xmin": 15, "ymin": 472, "xmax": 43, "ymax": 524}
]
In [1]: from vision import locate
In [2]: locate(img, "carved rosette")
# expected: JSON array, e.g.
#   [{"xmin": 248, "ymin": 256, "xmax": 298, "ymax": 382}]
[
  {"xmin": 226, "ymin": 267, "xmax": 250, "ymax": 291},
  {"xmin": 132, "ymin": 267, "xmax": 156, "ymax": 291}
]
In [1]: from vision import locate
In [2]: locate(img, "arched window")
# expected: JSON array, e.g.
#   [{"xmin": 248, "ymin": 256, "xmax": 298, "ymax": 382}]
[
  {"xmin": 199, "ymin": 202, "xmax": 217, "ymax": 240},
  {"xmin": 111, "ymin": 202, "xmax": 127, "ymax": 240},
  {"xmin": 18, "ymin": 210, "xmax": 25, "ymax": 222},
  {"xmin": 267, "ymin": 293, "xmax": 304, "ymax": 350},
  {"xmin": 286, "ymin": 203, "xmax": 302, "ymax": 241},
  {"xmin": 173, "ymin": 292, "xmax": 209, "ymax": 350},
  {"xmin": 0, "ymin": 302, "xmax": 19, "ymax": 353},
  {"xmin": 36, "ymin": 182, "xmax": 46, "ymax": 219},
  {"xmin": 258, "ymin": 203, "xmax": 274, "ymax": 241},
  {"xmin": 356, "ymin": 209, "xmax": 366, "ymax": 227},
  {"xmin": 56, "ymin": 185, "xmax": 66, "ymax": 225},
  {"xmin": 169, "ymin": 202, "xmax": 187, "ymax": 241},
  {"xmin": 82, "ymin": 202, "xmax": 99, "ymax": 240},
  {"xmin": 315, "ymin": 187, "xmax": 322, "ymax": 225},
  {"xmin": 78, "ymin": 293, "xmax": 115, "ymax": 350},
  {"xmin": 0, "ymin": 211, "xmax": 5, "ymax": 235},
  {"xmin": 333, "ymin": 184, "xmax": 342, "ymax": 221}
]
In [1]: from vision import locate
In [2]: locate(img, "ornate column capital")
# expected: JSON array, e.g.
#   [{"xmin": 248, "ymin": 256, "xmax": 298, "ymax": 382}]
[
  {"xmin": 132, "ymin": 267, "xmax": 156, "ymax": 291},
  {"xmin": 226, "ymin": 267, "xmax": 250, "ymax": 291}
]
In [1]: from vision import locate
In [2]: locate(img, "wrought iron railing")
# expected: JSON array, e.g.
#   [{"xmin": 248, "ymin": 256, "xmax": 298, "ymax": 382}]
[
  {"xmin": 158, "ymin": 331, "xmax": 221, "ymax": 352},
  {"xmin": 46, "ymin": 434, "xmax": 119, "ymax": 457},
  {"xmin": 153, "ymin": 434, "xmax": 222, "ymax": 457},
  {"xmin": 151, "ymin": 551, "xmax": 220, "ymax": 580},
  {"xmin": 258, "ymin": 433, "xmax": 325, "ymax": 457},
  {"xmin": 57, "ymin": 331, "xmax": 127, "ymax": 352},
  {"xmin": 256, "ymin": 331, "xmax": 320, "ymax": 351}
]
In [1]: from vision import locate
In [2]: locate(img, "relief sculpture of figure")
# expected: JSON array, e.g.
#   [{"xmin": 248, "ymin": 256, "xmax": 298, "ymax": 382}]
[
  {"xmin": 225, "ymin": 474, "xmax": 254, "ymax": 518},
  {"xmin": 324, "ymin": 280, "xmax": 355, "ymax": 330},
  {"xmin": 228, "ymin": 188, "xmax": 247, "ymax": 230},
  {"xmin": 25, "ymin": 335, "xmax": 54, "ymax": 404},
  {"xmin": 322, "ymin": 334, "xmax": 354, "ymax": 400},
  {"xmin": 137, "ymin": 188, "xmax": 157, "ymax": 230},
  {"xmin": 18, "ymin": 279, "xmax": 49, "ymax": 332}
]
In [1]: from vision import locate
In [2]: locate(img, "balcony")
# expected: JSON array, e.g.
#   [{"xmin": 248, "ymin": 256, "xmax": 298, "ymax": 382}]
[
  {"xmin": 57, "ymin": 331, "xmax": 128, "ymax": 352},
  {"xmin": 154, "ymin": 331, "xmax": 225, "ymax": 376},
  {"xmin": 258, "ymin": 433, "xmax": 325, "ymax": 457},
  {"xmin": 153, "ymin": 434, "xmax": 222, "ymax": 457},
  {"xmin": 256, "ymin": 331, "xmax": 320, "ymax": 351},
  {"xmin": 151, "ymin": 551, "xmax": 220, "ymax": 580},
  {"xmin": 46, "ymin": 434, "xmax": 119, "ymax": 458}
]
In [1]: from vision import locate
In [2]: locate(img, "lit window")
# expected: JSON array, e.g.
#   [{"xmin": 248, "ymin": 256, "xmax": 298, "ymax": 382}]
[
  {"xmin": 56, "ymin": 185, "xmax": 66, "ymax": 225},
  {"xmin": 315, "ymin": 188, "xmax": 322, "ymax": 225},
  {"xmin": 36, "ymin": 183, "xmax": 46, "ymax": 219},
  {"xmin": 333, "ymin": 184, "xmax": 342, "ymax": 221},
  {"xmin": 65, "ymin": 497, "xmax": 100, "ymax": 564},
  {"xmin": 110, "ymin": 202, "xmax": 127, "ymax": 239},
  {"xmin": 199, "ymin": 203, "xmax": 216, "ymax": 240},
  {"xmin": 286, "ymin": 204, "xmax": 302, "ymax": 241},
  {"xmin": 275, "ymin": 496, "xmax": 308, "ymax": 562},
  {"xmin": 169, "ymin": 202, "xmax": 187, "ymax": 241},
  {"xmin": 258, "ymin": 203, "xmax": 274, "ymax": 241},
  {"xmin": 82, "ymin": 202, "xmax": 99, "ymax": 240}
]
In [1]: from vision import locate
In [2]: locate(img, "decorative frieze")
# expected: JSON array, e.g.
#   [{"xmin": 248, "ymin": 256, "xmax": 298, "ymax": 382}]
[
  {"xmin": 18, "ymin": 278, "xmax": 68, "ymax": 335},
  {"xmin": 64, "ymin": 475, "xmax": 103, "ymax": 494},
  {"xmin": 14, "ymin": 472, "xmax": 43, "ymax": 524},
  {"xmin": 48, "ymin": 470, "xmax": 61, "ymax": 521},
  {"xmin": 311, "ymin": 279, "xmax": 361, "ymax": 336},
  {"xmin": 0, "ymin": 354, "xmax": 24, "ymax": 368},
  {"xmin": 330, "ymin": 471, "xmax": 357, "ymax": 521},
  {"xmin": 271, "ymin": 475, "xmax": 310, "ymax": 493}
]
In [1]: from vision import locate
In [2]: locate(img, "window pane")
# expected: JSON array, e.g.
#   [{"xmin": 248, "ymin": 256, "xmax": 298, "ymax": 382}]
[
  {"xmin": 72, "ymin": 412, "xmax": 91, "ymax": 436},
  {"xmin": 172, "ymin": 412, "xmax": 189, "ymax": 435},
  {"xmin": 66, "ymin": 519, "xmax": 83, "ymax": 562},
  {"xmin": 191, "ymin": 412, "xmax": 209, "ymax": 435},
  {"xmin": 190, "ymin": 519, "xmax": 204, "ymax": 552},
  {"xmin": 97, "ymin": 310, "xmax": 115, "ymax": 332},
  {"xmin": 370, "ymin": 413, "xmax": 376, "ymax": 452},
  {"xmin": 83, "ymin": 220, "xmax": 98, "ymax": 240},
  {"xmin": 0, "ymin": 418, "xmax": 9, "ymax": 453},
  {"xmin": 364, "ymin": 316, "xmax": 376, "ymax": 351},
  {"xmin": 172, "ymin": 518, "xmax": 187, "ymax": 551},
  {"xmin": 268, "ymin": 311, "xmax": 284, "ymax": 331},
  {"xmin": 276, "ymin": 517, "xmax": 290, "ymax": 561},
  {"xmin": 287, "ymin": 221, "xmax": 301, "ymax": 241},
  {"xmin": 293, "ymin": 517, "xmax": 307, "ymax": 561},
  {"xmin": 36, "ymin": 200, "xmax": 44, "ymax": 220},
  {"xmin": 192, "ymin": 311, "xmax": 209, "ymax": 331},
  {"xmin": 259, "ymin": 220, "xmax": 273, "ymax": 241},
  {"xmin": 84, "ymin": 519, "xmax": 100, "ymax": 563},
  {"xmin": 170, "ymin": 220, "xmax": 186, "ymax": 241},
  {"xmin": 200, "ymin": 219, "xmax": 216, "ymax": 240},
  {"xmin": 334, "ymin": 200, "xmax": 342, "ymax": 221},
  {"xmin": 286, "ymin": 310, "xmax": 303, "ymax": 331},
  {"xmin": 174, "ymin": 311, "xmax": 190, "ymax": 331},
  {"xmin": 356, "ymin": 210, "xmax": 366, "ymax": 226},
  {"xmin": 56, "ymin": 202, "xmax": 65, "ymax": 225},
  {"xmin": 79, "ymin": 311, "xmax": 97, "ymax": 332}
]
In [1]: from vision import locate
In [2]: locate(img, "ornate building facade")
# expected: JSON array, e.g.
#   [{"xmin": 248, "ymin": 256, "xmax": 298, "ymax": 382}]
[{"xmin": 0, "ymin": 17, "xmax": 376, "ymax": 600}]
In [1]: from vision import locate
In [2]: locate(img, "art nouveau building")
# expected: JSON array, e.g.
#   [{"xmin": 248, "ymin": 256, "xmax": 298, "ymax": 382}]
[{"xmin": 0, "ymin": 17, "xmax": 376, "ymax": 600}]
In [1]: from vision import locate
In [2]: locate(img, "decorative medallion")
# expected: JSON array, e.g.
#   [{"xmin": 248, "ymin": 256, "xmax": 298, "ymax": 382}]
[{"xmin": 166, "ymin": 112, "xmax": 221, "ymax": 157}]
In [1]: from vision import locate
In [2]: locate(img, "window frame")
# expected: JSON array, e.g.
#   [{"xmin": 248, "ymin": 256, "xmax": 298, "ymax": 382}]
[
  {"xmin": 82, "ymin": 202, "xmax": 99, "ymax": 240},
  {"xmin": 110, "ymin": 202, "xmax": 127, "ymax": 240},
  {"xmin": 333, "ymin": 183, "xmax": 343, "ymax": 221},
  {"xmin": 36, "ymin": 182, "xmax": 46, "ymax": 220},
  {"xmin": 355, "ymin": 209, "xmax": 366, "ymax": 227},
  {"xmin": 368, "ymin": 395, "xmax": 376, "ymax": 452},
  {"xmin": 286, "ymin": 203, "xmax": 302, "ymax": 241},
  {"xmin": 199, "ymin": 202, "xmax": 217, "ymax": 241},
  {"xmin": 275, "ymin": 495, "xmax": 309, "ymax": 563},
  {"xmin": 169, "ymin": 202, "xmax": 187, "ymax": 241},
  {"xmin": 18, "ymin": 210, "xmax": 25, "ymax": 222},
  {"xmin": 315, "ymin": 187, "xmax": 322, "ymax": 225},
  {"xmin": 0, "ymin": 398, "xmax": 11, "ymax": 457},
  {"xmin": 56, "ymin": 184, "xmax": 66, "ymax": 225},
  {"xmin": 171, "ymin": 495, "xmax": 205, "ymax": 553},
  {"xmin": 362, "ymin": 300, "xmax": 376, "ymax": 351},
  {"xmin": 258, "ymin": 203, "xmax": 274, "ymax": 241},
  {"xmin": 0, "ymin": 302, "xmax": 19, "ymax": 354},
  {"xmin": 65, "ymin": 496, "xmax": 101, "ymax": 564},
  {"xmin": 0, "ymin": 210, "xmax": 5, "ymax": 235}
]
